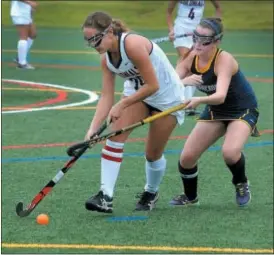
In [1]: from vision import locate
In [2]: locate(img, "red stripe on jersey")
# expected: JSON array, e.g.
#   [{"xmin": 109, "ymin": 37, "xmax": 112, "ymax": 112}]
[
  {"xmin": 102, "ymin": 153, "xmax": 123, "ymax": 163},
  {"xmin": 104, "ymin": 145, "xmax": 123, "ymax": 153}
]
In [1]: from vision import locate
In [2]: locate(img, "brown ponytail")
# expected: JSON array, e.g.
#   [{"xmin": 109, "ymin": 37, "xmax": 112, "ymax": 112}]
[{"xmin": 111, "ymin": 18, "xmax": 130, "ymax": 34}]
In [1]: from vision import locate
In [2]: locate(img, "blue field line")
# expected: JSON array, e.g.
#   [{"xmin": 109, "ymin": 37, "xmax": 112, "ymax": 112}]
[
  {"xmin": 107, "ymin": 216, "xmax": 149, "ymax": 222},
  {"xmin": 2, "ymin": 57, "xmax": 274, "ymax": 78},
  {"xmin": 2, "ymin": 141, "xmax": 273, "ymax": 164}
]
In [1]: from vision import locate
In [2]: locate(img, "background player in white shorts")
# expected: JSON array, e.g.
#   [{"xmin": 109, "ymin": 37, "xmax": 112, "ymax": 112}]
[
  {"xmin": 166, "ymin": 0, "xmax": 221, "ymax": 115},
  {"xmin": 82, "ymin": 11, "xmax": 185, "ymax": 213},
  {"xmin": 10, "ymin": 0, "xmax": 38, "ymax": 69}
]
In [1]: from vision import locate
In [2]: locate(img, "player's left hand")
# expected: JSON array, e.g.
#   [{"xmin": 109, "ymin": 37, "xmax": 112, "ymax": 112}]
[
  {"xmin": 108, "ymin": 101, "xmax": 126, "ymax": 123},
  {"xmin": 184, "ymin": 97, "xmax": 202, "ymax": 110}
]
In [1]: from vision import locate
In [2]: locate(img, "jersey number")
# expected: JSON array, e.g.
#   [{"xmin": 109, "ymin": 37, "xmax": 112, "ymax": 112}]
[
  {"xmin": 188, "ymin": 8, "xmax": 195, "ymax": 20},
  {"xmin": 130, "ymin": 76, "xmax": 145, "ymax": 90}
]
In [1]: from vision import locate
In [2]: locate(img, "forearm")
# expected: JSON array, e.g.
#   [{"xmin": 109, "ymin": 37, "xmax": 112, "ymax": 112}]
[
  {"xmin": 199, "ymin": 93, "xmax": 225, "ymax": 105},
  {"xmin": 22, "ymin": 0, "xmax": 33, "ymax": 5},
  {"xmin": 89, "ymin": 96, "xmax": 113, "ymax": 131},
  {"xmin": 211, "ymin": 0, "xmax": 221, "ymax": 16},
  {"xmin": 122, "ymin": 84, "xmax": 158, "ymax": 108},
  {"xmin": 166, "ymin": 14, "xmax": 174, "ymax": 31}
]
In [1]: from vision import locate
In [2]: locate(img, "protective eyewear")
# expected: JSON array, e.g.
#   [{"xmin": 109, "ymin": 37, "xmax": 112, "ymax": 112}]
[
  {"xmin": 192, "ymin": 30, "xmax": 216, "ymax": 46},
  {"xmin": 84, "ymin": 26, "xmax": 111, "ymax": 48}
]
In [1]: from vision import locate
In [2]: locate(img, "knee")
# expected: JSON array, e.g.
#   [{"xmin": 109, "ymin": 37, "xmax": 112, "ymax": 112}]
[
  {"xmin": 29, "ymin": 31, "xmax": 37, "ymax": 39},
  {"xmin": 222, "ymin": 145, "xmax": 241, "ymax": 164},
  {"xmin": 180, "ymin": 150, "xmax": 198, "ymax": 168}
]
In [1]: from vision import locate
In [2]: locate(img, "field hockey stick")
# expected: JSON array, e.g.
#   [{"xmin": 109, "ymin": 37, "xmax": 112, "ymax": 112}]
[
  {"xmin": 151, "ymin": 33, "xmax": 192, "ymax": 44},
  {"xmin": 67, "ymin": 103, "xmax": 187, "ymax": 155},
  {"xmin": 15, "ymin": 121, "xmax": 108, "ymax": 218}
]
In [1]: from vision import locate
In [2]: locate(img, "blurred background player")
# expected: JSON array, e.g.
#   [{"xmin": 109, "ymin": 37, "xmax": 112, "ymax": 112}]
[
  {"xmin": 166, "ymin": 0, "xmax": 221, "ymax": 115},
  {"xmin": 10, "ymin": 0, "xmax": 38, "ymax": 69},
  {"xmin": 82, "ymin": 12, "xmax": 185, "ymax": 213},
  {"xmin": 170, "ymin": 18, "xmax": 259, "ymax": 207}
]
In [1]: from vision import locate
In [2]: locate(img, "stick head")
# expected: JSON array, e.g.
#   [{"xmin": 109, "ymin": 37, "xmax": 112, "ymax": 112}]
[{"xmin": 16, "ymin": 202, "xmax": 32, "ymax": 217}]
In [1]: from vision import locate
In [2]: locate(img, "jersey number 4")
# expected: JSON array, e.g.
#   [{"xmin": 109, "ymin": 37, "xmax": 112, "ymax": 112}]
[
  {"xmin": 188, "ymin": 8, "xmax": 195, "ymax": 20},
  {"xmin": 130, "ymin": 76, "xmax": 145, "ymax": 90}
]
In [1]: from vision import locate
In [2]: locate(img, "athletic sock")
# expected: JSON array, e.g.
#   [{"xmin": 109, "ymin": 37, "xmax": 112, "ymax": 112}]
[
  {"xmin": 144, "ymin": 155, "xmax": 167, "ymax": 193},
  {"xmin": 226, "ymin": 153, "xmax": 247, "ymax": 185},
  {"xmin": 17, "ymin": 40, "xmax": 28, "ymax": 65},
  {"xmin": 27, "ymin": 38, "xmax": 33, "ymax": 52},
  {"xmin": 100, "ymin": 139, "xmax": 124, "ymax": 198},
  {"xmin": 178, "ymin": 162, "xmax": 198, "ymax": 200}
]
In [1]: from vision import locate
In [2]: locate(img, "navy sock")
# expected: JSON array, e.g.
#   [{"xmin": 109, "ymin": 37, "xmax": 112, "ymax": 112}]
[
  {"xmin": 226, "ymin": 153, "xmax": 247, "ymax": 185},
  {"xmin": 178, "ymin": 161, "xmax": 198, "ymax": 200}
]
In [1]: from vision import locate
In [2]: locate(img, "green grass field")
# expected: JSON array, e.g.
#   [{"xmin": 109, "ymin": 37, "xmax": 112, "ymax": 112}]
[{"xmin": 1, "ymin": 1, "xmax": 274, "ymax": 254}]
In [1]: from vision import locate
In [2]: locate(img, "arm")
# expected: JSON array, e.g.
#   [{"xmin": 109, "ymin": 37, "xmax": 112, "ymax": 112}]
[
  {"xmin": 166, "ymin": 0, "xmax": 178, "ymax": 32},
  {"xmin": 21, "ymin": 0, "xmax": 38, "ymax": 8},
  {"xmin": 198, "ymin": 52, "xmax": 236, "ymax": 105},
  {"xmin": 121, "ymin": 36, "xmax": 160, "ymax": 108},
  {"xmin": 88, "ymin": 56, "xmax": 115, "ymax": 132},
  {"xmin": 210, "ymin": 0, "xmax": 222, "ymax": 18},
  {"xmin": 176, "ymin": 58, "xmax": 190, "ymax": 80}
]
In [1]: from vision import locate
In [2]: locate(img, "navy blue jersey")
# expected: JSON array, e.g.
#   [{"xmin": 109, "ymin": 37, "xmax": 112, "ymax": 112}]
[{"xmin": 190, "ymin": 49, "xmax": 258, "ymax": 113}]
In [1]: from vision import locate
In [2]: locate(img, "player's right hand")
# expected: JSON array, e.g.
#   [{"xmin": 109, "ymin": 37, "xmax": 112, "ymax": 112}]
[
  {"xmin": 85, "ymin": 128, "xmax": 96, "ymax": 141},
  {"xmin": 168, "ymin": 29, "xmax": 175, "ymax": 41},
  {"xmin": 182, "ymin": 74, "xmax": 203, "ymax": 86}
]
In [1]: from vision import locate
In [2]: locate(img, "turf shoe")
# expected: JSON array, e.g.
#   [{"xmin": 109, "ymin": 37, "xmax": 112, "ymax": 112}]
[
  {"xmin": 169, "ymin": 194, "xmax": 199, "ymax": 206},
  {"xmin": 135, "ymin": 191, "xmax": 159, "ymax": 211},
  {"xmin": 235, "ymin": 182, "xmax": 251, "ymax": 206},
  {"xmin": 17, "ymin": 63, "xmax": 35, "ymax": 70},
  {"xmin": 85, "ymin": 190, "xmax": 113, "ymax": 213}
]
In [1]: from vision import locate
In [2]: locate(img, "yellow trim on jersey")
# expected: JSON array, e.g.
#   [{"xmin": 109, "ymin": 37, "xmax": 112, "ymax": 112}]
[
  {"xmin": 210, "ymin": 111, "xmax": 214, "ymax": 120},
  {"xmin": 195, "ymin": 48, "xmax": 218, "ymax": 74},
  {"xmin": 240, "ymin": 109, "xmax": 249, "ymax": 119}
]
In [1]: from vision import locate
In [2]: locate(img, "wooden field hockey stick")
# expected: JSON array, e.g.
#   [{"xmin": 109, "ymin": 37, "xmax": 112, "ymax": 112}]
[
  {"xmin": 15, "ymin": 121, "xmax": 108, "ymax": 217},
  {"xmin": 67, "ymin": 103, "xmax": 187, "ymax": 155},
  {"xmin": 151, "ymin": 33, "xmax": 192, "ymax": 44}
]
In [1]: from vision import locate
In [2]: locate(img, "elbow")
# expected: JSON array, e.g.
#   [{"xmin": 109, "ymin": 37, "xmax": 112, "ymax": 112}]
[{"xmin": 216, "ymin": 94, "xmax": 226, "ymax": 104}]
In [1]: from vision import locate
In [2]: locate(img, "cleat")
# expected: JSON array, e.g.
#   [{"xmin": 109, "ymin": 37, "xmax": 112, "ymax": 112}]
[
  {"xmin": 85, "ymin": 190, "xmax": 113, "ymax": 213},
  {"xmin": 169, "ymin": 194, "xmax": 199, "ymax": 206},
  {"xmin": 17, "ymin": 63, "xmax": 35, "ymax": 70},
  {"xmin": 235, "ymin": 182, "xmax": 251, "ymax": 206},
  {"xmin": 135, "ymin": 191, "xmax": 159, "ymax": 211}
]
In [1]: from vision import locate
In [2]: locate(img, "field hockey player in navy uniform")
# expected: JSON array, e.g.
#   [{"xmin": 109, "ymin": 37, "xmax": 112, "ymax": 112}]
[{"xmin": 170, "ymin": 17, "xmax": 259, "ymax": 207}]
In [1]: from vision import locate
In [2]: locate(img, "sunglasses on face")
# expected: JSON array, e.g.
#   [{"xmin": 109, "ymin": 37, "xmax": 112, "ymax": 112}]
[{"xmin": 192, "ymin": 30, "xmax": 215, "ymax": 46}]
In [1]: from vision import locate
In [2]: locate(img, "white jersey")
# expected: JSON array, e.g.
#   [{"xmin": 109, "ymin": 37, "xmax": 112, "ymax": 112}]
[
  {"xmin": 105, "ymin": 33, "xmax": 185, "ymax": 124},
  {"xmin": 177, "ymin": 0, "xmax": 205, "ymax": 27},
  {"xmin": 173, "ymin": 0, "xmax": 205, "ymax": 49},
  {"xmin": 10, "ymin": 1, "xmax": 31, "ymax": 17}
]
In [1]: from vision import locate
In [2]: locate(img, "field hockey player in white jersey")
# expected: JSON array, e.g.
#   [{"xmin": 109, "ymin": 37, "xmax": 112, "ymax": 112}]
[
  {"xmin": 10, "ymin": 0, "xmax": 38, "ymax": 69},
  {"xmin": 167, "ymin": 0, "xmax": 221, "ymax": 115},
  {"xmin": 82, "ymin": 11, "xmax": 185, "ymax": 213}
]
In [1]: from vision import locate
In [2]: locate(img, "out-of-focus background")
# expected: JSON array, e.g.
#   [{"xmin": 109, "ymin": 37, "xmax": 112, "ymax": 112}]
[{"xmin": 1, "ymin": 1, "xmax": 273, "ymax": 254}]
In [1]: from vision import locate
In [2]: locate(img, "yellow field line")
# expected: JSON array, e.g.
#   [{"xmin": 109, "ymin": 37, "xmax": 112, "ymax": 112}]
[
  {"xmin": 2, "ymin": 49, "xmax": 273, "ymax": 58},
  {"xmin": 1, "ymin": 243, "xmax": 273, "ymax": 253}
]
